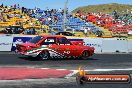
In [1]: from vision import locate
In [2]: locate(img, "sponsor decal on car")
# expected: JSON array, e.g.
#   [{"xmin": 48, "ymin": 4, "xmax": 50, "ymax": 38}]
[{"xmin": 26, "ymin": 45, "xmax": 65, "ymax": 57}]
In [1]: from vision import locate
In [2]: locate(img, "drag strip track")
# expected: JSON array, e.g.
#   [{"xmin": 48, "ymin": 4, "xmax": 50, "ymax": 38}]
[
  {"xmin": 0, "ymin": 52, "xmax": 132, "ymax": 88},
  {"xmin": 0, "ymin": 52, "xmax": 132, "ymax": 70}
]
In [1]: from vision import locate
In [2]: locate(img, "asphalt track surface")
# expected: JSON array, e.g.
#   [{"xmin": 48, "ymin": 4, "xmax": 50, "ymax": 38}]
[
  {"xmin": 0, "ymin": 52, "xmax": 132, "ymax": 70},
  {"xmin": 0, "ymin": 52, "xmax": 132, "ymax": 88}
]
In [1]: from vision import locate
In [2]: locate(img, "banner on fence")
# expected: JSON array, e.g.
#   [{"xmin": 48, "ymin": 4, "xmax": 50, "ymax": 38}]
[
  {"xmin": 0, "ymin": 36, "xmax": 13, "ymax": 51},
  {"xmin": 11, "ymin": 37, "xmax": 32, "ymax": 51},
  {"xmin": 83, "ymin": 38, "xmax": 103, "ymax": 53}
]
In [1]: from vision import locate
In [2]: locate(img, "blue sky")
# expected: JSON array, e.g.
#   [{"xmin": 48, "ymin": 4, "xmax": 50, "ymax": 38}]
[{"xmin": 0, "ymin": 0, "xmax": 132, "ymax": 12}]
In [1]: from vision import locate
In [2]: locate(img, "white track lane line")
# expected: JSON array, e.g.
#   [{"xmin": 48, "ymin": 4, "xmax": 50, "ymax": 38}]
[
  {"xmin": 65, "ymin": 68, "xmax": 132, "ymax": 78},
  {"xmin": 71, "ymin": 68, "xmax": 132, "ymax": 72},
  {"xmin": 65, "ymin": 70, "xmax": 78, "ymax": 78},
  {"xmin": 84, "ymin": 68, "xmax": 132, "ymax": 71},
  {"xmin": 40, "ymin": 68, "xmax": 50, "ymax": 69},
  {"xmin": 56, "ymin": 69, "xmax": 68, "ymax": 70}
]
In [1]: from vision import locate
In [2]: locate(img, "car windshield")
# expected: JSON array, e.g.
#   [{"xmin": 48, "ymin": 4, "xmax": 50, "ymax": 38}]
[{"xmin": 29, "ymin": 36, "xmax": 43, "ymax": 44}]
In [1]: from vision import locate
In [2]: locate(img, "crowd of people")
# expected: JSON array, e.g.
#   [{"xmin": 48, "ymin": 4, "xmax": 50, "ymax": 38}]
[
  {"xmin": 0, "ymin": 4, "xmax": 42, "ymax": 34},
  {"xmin": 0, "ymin": 4, "xmax": 20, "ymax": 22},
  {"xmin": 75, "ymin": 10, "xmax": 132, "ymax": 35},
  {"xmin": 1, "ymin": 3, "xmax": 132, "ymax": 37},
  {"xmin": 20, "ymin": 6, "xmax": 69, "ymax": 26}
]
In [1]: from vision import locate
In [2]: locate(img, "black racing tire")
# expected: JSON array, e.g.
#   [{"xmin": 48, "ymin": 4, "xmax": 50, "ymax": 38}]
[
  {"xmin": 81, "ymin": 51, "xmax": 90, "ymax": 60},
  {"xmin": 37, "ymin": 50, "xmax": 50, "ymax": 60}
]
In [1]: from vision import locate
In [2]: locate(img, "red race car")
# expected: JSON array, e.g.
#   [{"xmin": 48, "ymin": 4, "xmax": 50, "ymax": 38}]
[{"xmin": 16, "ymin": 35, "xmax": 94, "ymax": 60}]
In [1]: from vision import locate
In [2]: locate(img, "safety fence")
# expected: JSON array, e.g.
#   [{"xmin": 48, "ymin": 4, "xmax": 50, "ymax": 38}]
[{"xmin": 0, "ymin": 34, "xmax": 132, "ymax": 53}]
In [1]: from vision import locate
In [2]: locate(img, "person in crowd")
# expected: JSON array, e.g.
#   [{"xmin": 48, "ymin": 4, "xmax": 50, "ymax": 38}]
[
  {"xmin": 26, "ymin": 29, "xmax": 31, "ymax": 34},
  {"xmin": 6, "ymin": 25, "xmax": 12, "ymax": 34},
  {"xmin": 30, "ymin": 28, "xmax": 36, "ymax": 35},
  {"xmin": 0, "ymin": 3, "xmax": 3, "ymax": 8},
  {"xmin": 72, "ymin": 28, "xmax": 75, "ymax": 34},
  {"xmin": 13, "ymin": 4, "xmax": 16, "ymax": 11},
  {"xmin": 22, "ymin": 7, "xmax": 25, "ymax": 13},
  {"xmin": 84, "ymin": 27, "xmax": 88, "ymax": 36}
]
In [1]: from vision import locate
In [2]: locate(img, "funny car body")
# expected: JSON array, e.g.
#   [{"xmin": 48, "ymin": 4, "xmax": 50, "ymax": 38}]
[{"xmin": 16, "ymin": 35, "xmax": 94, "ymax": 60}]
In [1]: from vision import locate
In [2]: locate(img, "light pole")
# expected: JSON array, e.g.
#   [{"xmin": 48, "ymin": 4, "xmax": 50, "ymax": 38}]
[{"xmin": 63, "ymin": 0, "xmax": 68, "ymax": 31}]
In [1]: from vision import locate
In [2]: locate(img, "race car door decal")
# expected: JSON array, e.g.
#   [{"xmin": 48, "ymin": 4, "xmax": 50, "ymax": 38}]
[{"xmin": 57, "ymin": 37, "xmax": 76, "ymax": 56}]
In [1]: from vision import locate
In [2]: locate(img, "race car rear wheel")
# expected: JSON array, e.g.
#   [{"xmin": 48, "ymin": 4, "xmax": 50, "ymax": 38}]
[
  {"xmin": 38, "ymin": 50, "xmax": 50, "ymax": 60},
  {"xmin": 81, "ymin": 51, "xmax": 90, "ymax": 60}
]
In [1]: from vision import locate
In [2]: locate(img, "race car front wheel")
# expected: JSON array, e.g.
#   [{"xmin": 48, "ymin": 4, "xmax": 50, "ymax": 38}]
[
  {"xmin": 81, "ymin": 51, "xmax": 90, "ymax": 60},
  {"xmin": 38, "ymin": 50, "xmax": 50, "ymax": 60}
]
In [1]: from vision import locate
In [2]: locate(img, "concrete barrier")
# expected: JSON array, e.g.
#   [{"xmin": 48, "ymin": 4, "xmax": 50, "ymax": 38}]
[
  {"xmin": 0, "ymin": 35, "xmax": 13, "ymax": 51},
  {"xmin": 128, "ymin": 39, "xmax": 132, "ymax": 52},
  {"xmin": 102, "ymin": 38, "xmax": 128, "ymax": 53},
  {"xmin": 83, "ymin": 38, "xmax": 103, "ymax": 53}
]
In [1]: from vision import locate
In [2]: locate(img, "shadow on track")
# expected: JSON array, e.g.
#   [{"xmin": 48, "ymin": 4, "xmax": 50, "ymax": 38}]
[
  {"xmin": 18, "ymin": 57, "xmax": 40, "ymax": 61},
  {"xmin": 18, "ymin": 56, "xmax": 98, "ymax": 61}
]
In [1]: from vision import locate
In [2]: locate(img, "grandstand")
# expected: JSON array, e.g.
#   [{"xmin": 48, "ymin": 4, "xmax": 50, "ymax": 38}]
[
  {"xmin": 0, "ymin": 5, "xmax": 41, "ymax": 33},
  {"xmin": 74, "ymin": 11, "xmax": 132, "ymax": 38},
  {"xmin": 0, "ymin": 3, "xmax": 132, "ymax": 38},
  {"xmin": 0, "ymin": 4, "xmax": 102, "ymax": 37},
  {"xmin": 29, "ymin": 8, "xmax": 102, "ymax": 37}
]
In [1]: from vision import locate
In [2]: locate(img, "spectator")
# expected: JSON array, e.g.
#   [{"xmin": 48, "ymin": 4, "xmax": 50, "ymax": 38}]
[
  {"xmin": 17, "ymin": 4, "xmax": 20, "ymax": 9},
  {"xmin": 13, "ymin": 4, "xmax": 16, "ymax": 11},
  {"xmin": 30, "ymin": 28, "xmax": 36, "ymax": 35},
  {"xmin": 0, "ymin": 3, "xmax": 3, "ymax": 7},
  {"xmin": 84, "ymin": 27, "xmax": 88, "ymax": 36},
  {"xmin": 58, "ymin": 8, "xmax": 62, "ymax": 12},
  {"xmin": 72, "ymin": 28, "xmax": 75, "ymax": 34},
  {"xmin": 22, "ymin": 7, "xmax": 25, "ymax": 13}
]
